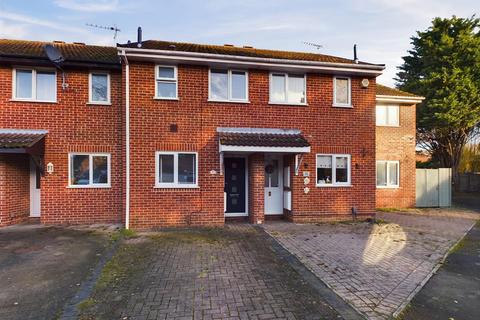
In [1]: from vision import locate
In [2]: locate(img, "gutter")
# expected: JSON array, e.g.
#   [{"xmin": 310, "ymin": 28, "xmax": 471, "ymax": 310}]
[
  {"xmin": 376, "ymin": 95, "xmax": 425, "ymax": 104},
  {"xmin": 118, "ymin": 47, "xmax": 385, "ymax": 75},
  {"xmin": 119, "ymin": 50, "xmax": 131, "ymax": 230}
]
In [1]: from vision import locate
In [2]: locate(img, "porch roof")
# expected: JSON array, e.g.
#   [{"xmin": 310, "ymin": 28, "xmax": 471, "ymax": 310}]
[
  {"xmin": 0, "ymin": 129, "xmax": 48, "ymax": 149},
  {"xmin": 217, "ymin": 127, "xmax": 311, "ymax": 153}
]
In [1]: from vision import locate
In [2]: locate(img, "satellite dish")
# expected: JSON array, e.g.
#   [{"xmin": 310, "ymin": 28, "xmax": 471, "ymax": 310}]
[{"xmin": 43, "ymin": 44, "xmax": 65, "ymax": 66}]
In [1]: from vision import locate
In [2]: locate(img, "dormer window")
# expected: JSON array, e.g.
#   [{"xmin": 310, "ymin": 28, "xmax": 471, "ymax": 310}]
[
  {"xmin": 269, "ymin": 73, "xmax": 306, "ymax": 105},
  {"xmin": 13, "ymin": 68, "xmax": 56, "ymax": 102}
]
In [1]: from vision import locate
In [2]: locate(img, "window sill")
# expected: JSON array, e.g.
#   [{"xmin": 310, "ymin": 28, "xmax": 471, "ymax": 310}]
[
  {"xmin": 153, "ymin": 97, "xmax": 179, "ymax": 101},
  {"xmin": 154, "ymin": 185, "xmax": 199, "ymax": 189},
  {"xmin": 377, "ymin": 185, "xmax": 399, "ymax": 189},
  {"xmin": 376, "ymin": 124, "xmax": 400, "ymax": 128},
  {"xmin": 208, "ymin": 99, "xmax": 250, "ymax": 104},
  {"xmin": 269, "ymin": 101, "xmax": 308, "ymax": 106},
  {"xmin": 67, "ymin": 185, "xmax": 111, "ymax": 189},
  {"xmin": 87, "ymin": 102, "xmax": 111, "ymax": 106},
  {"xmin": 316, "ymin": 184, "xmax": 352, "ymax": 188},
  {"xmin": 332, "ymin": 104, "xmax": 353, "ymax": 108},
  {"xmin": 10, "ymin": 99, "xmax": 57, "ymax": 104}
]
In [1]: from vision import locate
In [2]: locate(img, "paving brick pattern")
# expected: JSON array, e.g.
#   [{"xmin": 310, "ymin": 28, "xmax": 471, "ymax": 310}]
[
  {"xmin": 264, "ymin": 211, "xmax": 477, "ymax": 320},
  {"xmin": 85, "ymin": 225, "xmax": 341, "ymax": 320}
]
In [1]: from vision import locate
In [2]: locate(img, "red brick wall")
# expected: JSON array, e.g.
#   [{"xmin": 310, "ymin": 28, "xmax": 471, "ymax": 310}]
[
  {"xmin": 0, "ymin": 154, "xmax": 30, "ymax": 226},
  {"xmin": 0, "ymin": 65, "xmax": 123, "ymax": 225},
  {"xmin": 376, "ymin": 104, "xmax": 416, "ymax": 208},
  {"xmin": 248, "ymin": 153, "xmax": 265, "ymax": 224},
  {"xmin": 127, "ymin": 62, "xmax": 377, "ymax": 228}
]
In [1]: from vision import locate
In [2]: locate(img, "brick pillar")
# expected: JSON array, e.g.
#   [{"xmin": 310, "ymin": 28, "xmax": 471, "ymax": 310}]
[{"xmin": 248, "ymin": 153, "xmax": 265, "ymax": 224}]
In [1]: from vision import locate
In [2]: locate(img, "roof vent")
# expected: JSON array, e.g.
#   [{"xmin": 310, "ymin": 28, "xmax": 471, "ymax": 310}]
[
  {"xmin": 243, "ymin": 45, "xmax": 254, "ymax": 49},
  {"xmin": 223, "ymin": 44, "xmax": 234, "ymax": 47},
  {"xmin": 168, "ymin": 44, "xmax": 176, "ymax": 50},
  {"xmin": 53, "ymin": 40, "xmax": 65, "ymax": 44},
  {"xmin": 73, "ymin": 42, "xmax": 85, "ymax": 45},
  {"xmin": 137, "ymin": 26, "xmax": 142, "ymax": 48}
]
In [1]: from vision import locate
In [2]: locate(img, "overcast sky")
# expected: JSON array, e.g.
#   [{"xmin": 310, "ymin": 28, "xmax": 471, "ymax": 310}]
[{"xmin": 0, "ymin": 0, "xmax": 478, "ymax": 86}]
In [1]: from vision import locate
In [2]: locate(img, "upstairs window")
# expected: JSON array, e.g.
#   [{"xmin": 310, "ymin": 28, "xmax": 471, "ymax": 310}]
[
  {"xmin": 376, "ymin": 161, "xmax": 399, "ymax": 187},
  {"xmin": 376, "ymin": 105, "xmax": 399, "ymax": 126},
  {"xmin": 14, "ymin": 69, "xmax": 56, "ymax": 102},
  {"xmin": 69, "ymin": 153, "xmax": 111, "ymax": 188},
  {"xmin": 333, "ymin": 76, "xmax": 351, "ymax": 107},
  {"xmin": 155, "ymin": 66, "xmax": 178, "ymax": 99},
  {"xmin": 209, "ymin": 69, "xmax": 248, "ymax": 102},
  {"xmin": 156, "ymin": 152, "xmax": 198, "ymax": 188},
  {"xmin": 89, "ymin": 72, "xmax": 110, "ymax": 104},
  {"xmin": 316, "ymin": 154, "xmax": 351, "ymax": 186},
  {"xmin": 270, "ymin": 73, "xmax": 306, "ymax": 104}
]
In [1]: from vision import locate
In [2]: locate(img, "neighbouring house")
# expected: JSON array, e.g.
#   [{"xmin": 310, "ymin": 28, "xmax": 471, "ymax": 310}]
[
  {"xmin": 375, "ymin": 85, "xmax": 423, "ymax": 208},
  {"xmin": 0, "ymin": 36, "xmax": 422, "ymax": 229}
]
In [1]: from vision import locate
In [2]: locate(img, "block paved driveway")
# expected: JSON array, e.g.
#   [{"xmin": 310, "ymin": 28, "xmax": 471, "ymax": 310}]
[
  {"xmin": 80, "ymin": 226, "xmax": 344, "ymax": 320},
  {"xmin": 264, "ymin": 209, "xmax": 478, "ymax": 320}
]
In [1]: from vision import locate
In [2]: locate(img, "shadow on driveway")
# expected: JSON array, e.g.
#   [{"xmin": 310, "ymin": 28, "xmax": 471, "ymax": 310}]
[{"xmin": 0, "ymin": 224, "xmax": 111, "ymax": 320}]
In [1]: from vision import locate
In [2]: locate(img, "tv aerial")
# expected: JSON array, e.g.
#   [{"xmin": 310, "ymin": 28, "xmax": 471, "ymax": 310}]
[
  {"xmin": 86, "ymin": 23, "xmax": 121, "ymax": 41},
  {"xmin": 43, "ymin": 44, "xmax": 68, "ymax": 90},
  {"xmin": 302, "ymin": 41, "xmax": 323, "ymax": 51}
]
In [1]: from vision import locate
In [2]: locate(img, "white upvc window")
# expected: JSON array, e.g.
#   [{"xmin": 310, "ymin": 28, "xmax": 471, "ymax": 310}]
[
  {"xmin": 269, "ymin": 72, "xmax": 307, "ymax": 105},
  {"xmin": 333, "ymin": 76, "xmax": 351, "ymax": 107},
  {"xmin": 376, "ymin": 105, "xmax": 400, "ymax": 126},
  {"xmin": 155, "ymin": 65, "xmax": 178, "ymax": 99},
  {"xmin": 376, "ymin": 160, "xmax": 400, "ymax": 188},
  {"xmin": 209, "ymin": 69, "xmax": 248, "ymax": 102},
  {"xmin": 316, "ymin": 154, "xmax": 351, "ymax": 187},
  {"xmin": 155, "ymin": 152, "xmax": 198, "ymax": 188},
  {"xmin": 13, "ymin": 68, "xmax": 57, "ymax": 102},
  {"xmin": 89, "ymin": 72, "xmax": 111, "ymax": 104},
  {"xmin": 68, "ymin": 153, "xmax": 111, "ymax": 188}
]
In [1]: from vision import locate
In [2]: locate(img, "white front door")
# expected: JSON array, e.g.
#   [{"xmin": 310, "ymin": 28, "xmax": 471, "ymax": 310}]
[
  {"xmin": 264, "ymin": 155, "xmax": 283, "ymax": 215},
  {"xmin": 30, "ymin": 159, "xmax": 41, "ymax": 217}
]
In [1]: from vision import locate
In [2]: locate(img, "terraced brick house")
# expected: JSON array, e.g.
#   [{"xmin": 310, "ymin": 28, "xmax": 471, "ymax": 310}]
[{"xmin": 0, "ymin": 37, "xmax": 422, "ymax": 229}]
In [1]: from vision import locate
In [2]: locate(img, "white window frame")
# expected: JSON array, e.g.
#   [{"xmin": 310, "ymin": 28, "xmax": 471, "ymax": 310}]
[
  {"xmin": 376, "ymin": 160, "xmax": 400, "ymax": 188},
  {"xmin": 333, "ymin": 76, "xmax": 352, "ymax": 107},
  {"xmin": 12, "ymin": 68, "xmax": 57, "ymax": 103},
  {"xmin": 88, "ymin": 72, "xmax": 111, "ymax": 105},
  {"xmin": 208, "ymin": 69, "xmax": 249, "ymax": 103},
  {"xmin": 155, "ymin": 151, "xmax": 199, "ymax": 188},
  {"xmin": 154, "ymin": 65, "xmax": 178, "ymax": 100},
  {"xmin": 68, "ymin": 153, "xmax": 111, "ymax": 188},
  {"xmin": 376, "ymin": 104, "xmax": 400, "ymax": 127},
  {"xmin": 269, "ymin": 72, "xmax": 307, "ymax": 105},
  {"xmin": 316, "ymin": 154, "xmax": 351, "ymax": 187}
]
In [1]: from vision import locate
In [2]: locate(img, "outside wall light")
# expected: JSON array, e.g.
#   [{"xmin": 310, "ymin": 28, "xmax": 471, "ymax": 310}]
[{"xmin": 46, "ymin": 162, "xmax": 54, "ymax": 174}]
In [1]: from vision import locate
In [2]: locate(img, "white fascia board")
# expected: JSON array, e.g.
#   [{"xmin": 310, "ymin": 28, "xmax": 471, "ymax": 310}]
[
  {"xmin": 376, "ymin": 95, "xmax": 424, "ymax": 104},
  {"xmin": 119, "ymin": 48, "xmax": 385, "ymax": 76},
  {"xmin": 219, "ymin": 145, "xmax": 311, "ymax": 153}
]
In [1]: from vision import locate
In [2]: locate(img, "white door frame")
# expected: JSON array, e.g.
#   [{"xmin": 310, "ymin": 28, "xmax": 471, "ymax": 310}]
[
  {"xmin": 224, "ymin": 154, "xmax": 249, "ymax": 217},
  {"xmin": 264, "ymin": 154, "xmax": 283, "ymax": 215},
  {"xmin": 29, "ymin": 158, "xmax": 41, "ymax": 217}
]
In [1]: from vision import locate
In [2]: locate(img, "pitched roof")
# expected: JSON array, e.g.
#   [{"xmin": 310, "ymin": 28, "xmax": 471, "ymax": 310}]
[
  {"xmin": 218, "ymin": 128, "xmax": 310, "ymax": 148},
  {"xmin": 0, "ymin": 129, "xmax": 48, "ymax": 149},
  {"xmin": 0, "ymin": 39, "xmax": 119, "ymax": 66},
  {"xmin": 376, "ymin": 84, "xmax": 421, "ymax": 98},
  {"xmin": 119, "ymin": 40, "xmax": 380, "ymax": 66}
]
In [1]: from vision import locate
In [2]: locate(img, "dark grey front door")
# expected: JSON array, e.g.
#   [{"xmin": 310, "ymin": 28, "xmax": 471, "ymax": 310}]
[{"xmin": 224, "ymin": 158, "xmax": 246, "ymax": 213}]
